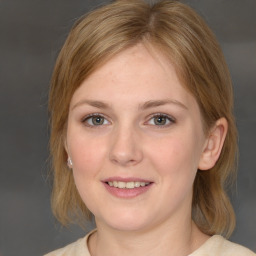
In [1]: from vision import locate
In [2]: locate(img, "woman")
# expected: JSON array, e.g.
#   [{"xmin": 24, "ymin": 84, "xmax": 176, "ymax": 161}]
[{"xmin": 45, "ymin": 0, "xmax": 255, "ymax": 255}]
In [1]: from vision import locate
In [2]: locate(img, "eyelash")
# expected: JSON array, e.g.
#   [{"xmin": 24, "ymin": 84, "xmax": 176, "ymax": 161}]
[
  {"xmin": 82, "ymin": 113, "xmax": 110, "ymax": 128},
  {"xmin": 145, "ymin": 113, "xmax": 176, "ymax": 128},
  {"xmin": 81, "ymin": 113, "xmax": 176, "ymax": 128}
]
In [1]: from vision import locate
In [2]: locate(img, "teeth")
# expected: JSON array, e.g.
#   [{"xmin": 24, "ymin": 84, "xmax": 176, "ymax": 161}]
[
  {"xmin": 126, "ymin": 182, "xmax": 135, "ymax": 189},
  {"xmin": 135, "ymin": 181, "xmax": 140, "ymax": 188},
  {"xmin": 107, "ymin": 181, "xmax": 150, "ymax": 189},
  {"xmin": 118, "ymin": 181, "xmax": 126, "ymax": 188}
]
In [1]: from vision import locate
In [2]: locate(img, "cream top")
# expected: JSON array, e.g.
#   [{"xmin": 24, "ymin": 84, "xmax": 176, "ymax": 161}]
[{"xmin": 44, "ymin": 229, "xmax": 255, "ymax": 256}]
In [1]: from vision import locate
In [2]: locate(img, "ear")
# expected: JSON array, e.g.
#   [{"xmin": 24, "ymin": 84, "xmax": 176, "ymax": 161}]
[
  {"xmin": 64, "ymin": 139, "xmax": 73, "ymax": 168},
  {"xmin": 63, "ymin": 137, "xmax": 71, "ymax": 161},
  {"xmin": 198, "ymin": 117, "xmax": 228, "ymax": 170},
  {"xmin": 63, "ymin": 137, "xmax": 68, "ymax": 153}
]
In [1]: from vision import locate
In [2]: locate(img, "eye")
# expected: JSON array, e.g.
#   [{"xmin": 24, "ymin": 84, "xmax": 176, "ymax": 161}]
[
  {"xmin": 82, "ymin": 114, "xmax": 110, "ymax": 127},
  {"xmin": 147, "ymin": 114, "xmax": 175, "ymax": 126}
]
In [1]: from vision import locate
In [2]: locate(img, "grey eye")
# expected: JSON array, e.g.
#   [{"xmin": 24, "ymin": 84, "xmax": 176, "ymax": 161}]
[
  {"xmin": 147, "ymin": 114, "xmax": 173, "ymax": 126},
  {"xmin": 84, "ymin": 115, "xmax": 109, "ymax": 126},
  {"xmin": 91, "ymin": 116, "xmax": 105, "ymax": 125},
  {"xmin": 154, "ymin": 116, "xmax": 168, "ymax": 125}
]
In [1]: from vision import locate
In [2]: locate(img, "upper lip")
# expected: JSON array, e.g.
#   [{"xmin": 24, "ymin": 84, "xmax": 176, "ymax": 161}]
[{"xmin": 102, "ymin": 177, "xmax": 153, "ymax": 183}]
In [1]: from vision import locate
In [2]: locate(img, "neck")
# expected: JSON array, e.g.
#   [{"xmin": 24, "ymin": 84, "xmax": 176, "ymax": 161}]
[{"xmin": 89, "ymin": 218, "xmax": 209, "ymax": 256}]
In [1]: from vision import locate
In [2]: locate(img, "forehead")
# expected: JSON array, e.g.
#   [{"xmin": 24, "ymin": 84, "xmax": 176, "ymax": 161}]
[
  {"xmin": 69, "ymin": 43, "xmax": 199, "ymax": 115},
  {"xmin": 72, "ymin": 45, "xmax": 181, "ymax": 95}
]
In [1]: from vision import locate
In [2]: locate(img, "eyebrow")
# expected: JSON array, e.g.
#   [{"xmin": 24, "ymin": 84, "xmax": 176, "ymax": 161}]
[
  {"xmin": 71, "ymin": 99, "xmax": 187, "ymax": 111},
  {"xmin": 139, "ymin": 99, "xmax": 188, "ymax": 110},
  {"xmin": 71, "ymin": 100, "xmax": 111, "ymax": 110}
]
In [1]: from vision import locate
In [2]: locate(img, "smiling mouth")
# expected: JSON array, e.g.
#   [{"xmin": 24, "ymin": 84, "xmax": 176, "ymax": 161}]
[{"xmin": 106, "ymin": 181, "xmax": 151, "ymax": 189}]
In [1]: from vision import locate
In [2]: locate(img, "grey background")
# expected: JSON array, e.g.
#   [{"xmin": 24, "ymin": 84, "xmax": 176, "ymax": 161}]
[{"xmin": 0, "ymin": 0, "xmax": 255, "ymax": 255}]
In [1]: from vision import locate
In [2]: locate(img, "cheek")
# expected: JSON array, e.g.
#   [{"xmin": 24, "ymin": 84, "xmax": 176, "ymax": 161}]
[
  {"xmin": 69, "ymin": 137, "xmax": 107, "ymax": 209},
  {"xmin": 146, "ymin": 131, "xmax": 202, "ymax": 187},
  {"xmin": 69, "ymin": 135, "xmax": 107, "ymax": 177},
  {"xmin": 149, "ymin": 135, "xmax": 194, "ymax": 168}
]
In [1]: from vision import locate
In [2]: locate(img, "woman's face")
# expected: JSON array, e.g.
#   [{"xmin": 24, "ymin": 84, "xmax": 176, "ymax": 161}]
[{"xmin": 66, "ymin": 44, "xmax": 208, "ymax": 232}]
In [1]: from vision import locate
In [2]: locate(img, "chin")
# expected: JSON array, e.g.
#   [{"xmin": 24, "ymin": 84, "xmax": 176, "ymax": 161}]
[{"xmin": 96, "ymin": 210, "xmax": 152, "ymax": 232}]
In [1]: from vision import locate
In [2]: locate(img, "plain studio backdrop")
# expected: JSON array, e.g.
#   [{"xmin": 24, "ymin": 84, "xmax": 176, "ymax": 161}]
[{"xmin": 0, "ymin": 0, "xmax": 255, "ymax": 255}]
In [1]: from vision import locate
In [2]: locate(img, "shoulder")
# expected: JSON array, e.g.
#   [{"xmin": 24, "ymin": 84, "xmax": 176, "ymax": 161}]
[
  {"xmin": 191, "ymin": 235, "xmax": 256, "ymax": 256},
  {"xmin": 44, "ymin": 237, "xmax": 86, "ymax": 256},
  {"xmin": 43, "ymin": 230, "xmax": 95, "ymax": 256},
  {"xmin": 219, "ymin": 237, "xmax": 256, "ymax": 256}
]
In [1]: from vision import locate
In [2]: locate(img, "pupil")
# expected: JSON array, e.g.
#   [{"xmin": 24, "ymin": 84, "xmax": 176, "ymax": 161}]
[
  {"xmin": 93, "ymin": 116, "xmax": 103, "ymax": 125},
  {"xmin": 155, "ymin": 116, "xmax": 166, "ymax": 125}
]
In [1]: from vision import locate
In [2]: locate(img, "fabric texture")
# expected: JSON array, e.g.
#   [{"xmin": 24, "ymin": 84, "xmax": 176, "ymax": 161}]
[
  {"xmin": 44, "ymin": 229, "xmax": 95, "ymax": 256},
  {"xmin": 44, "ymin": 230, "xmax": 255, "ymax": 256},
  {"xmin": 188, "ymin": 235, "xmax": 255, "ymax": 256}
]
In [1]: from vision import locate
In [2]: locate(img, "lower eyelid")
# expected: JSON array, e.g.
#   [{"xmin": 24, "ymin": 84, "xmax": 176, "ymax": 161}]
[{"xmin": 81, "ymin": 114, "xmax": 111, "ymax": 127}]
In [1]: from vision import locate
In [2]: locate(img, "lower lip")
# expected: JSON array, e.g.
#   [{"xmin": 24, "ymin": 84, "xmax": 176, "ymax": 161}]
[{"xmin": 103, "ymin": 183, "xmax": 153, "ymax": 198}]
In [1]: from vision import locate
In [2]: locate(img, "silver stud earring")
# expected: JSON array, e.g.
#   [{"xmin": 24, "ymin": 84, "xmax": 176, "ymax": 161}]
[{"xmin": 67, "ymin": 157, "xmax": 73, "ymax": 168}]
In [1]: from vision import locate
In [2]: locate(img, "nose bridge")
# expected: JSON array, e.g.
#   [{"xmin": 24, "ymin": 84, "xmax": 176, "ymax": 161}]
[{"xmin": 109, "ymin": 121, "xmax": 143, "ymax": 166}]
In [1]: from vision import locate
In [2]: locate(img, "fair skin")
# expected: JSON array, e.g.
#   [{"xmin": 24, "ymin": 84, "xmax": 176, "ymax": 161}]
[{"xmin": 66, "ymin": 44, "xmax": 227, "ymax": 256}]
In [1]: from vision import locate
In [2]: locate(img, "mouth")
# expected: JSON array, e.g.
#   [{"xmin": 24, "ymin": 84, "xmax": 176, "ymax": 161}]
[
  {"xmin": 102, "ymin": 178, "xmax": 153, "ymax": 198},
  {"xmin": 106, "ymin": 181, "xmax": 151, "ymax": 189}
]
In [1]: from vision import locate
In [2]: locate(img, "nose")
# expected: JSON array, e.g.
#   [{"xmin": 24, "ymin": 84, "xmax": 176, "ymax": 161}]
[{"xmin": 109, "ymin": 125, "xmax": 143, "ymax": 167}]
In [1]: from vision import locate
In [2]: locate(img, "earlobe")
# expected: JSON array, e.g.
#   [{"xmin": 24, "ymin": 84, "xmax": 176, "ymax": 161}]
[
  {"xmin": 198, "ymin": 117, "xmax": 228, "ymax": 171},
  {"xmin": 64, "ymin": 140, "xmax": 73, "ymax": 168}
]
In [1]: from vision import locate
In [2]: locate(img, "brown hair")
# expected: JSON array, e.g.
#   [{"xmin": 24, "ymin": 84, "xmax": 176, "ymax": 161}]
[{"xmin": 49, "ymin": 0, "xmax": 237, "ymax": 237}]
